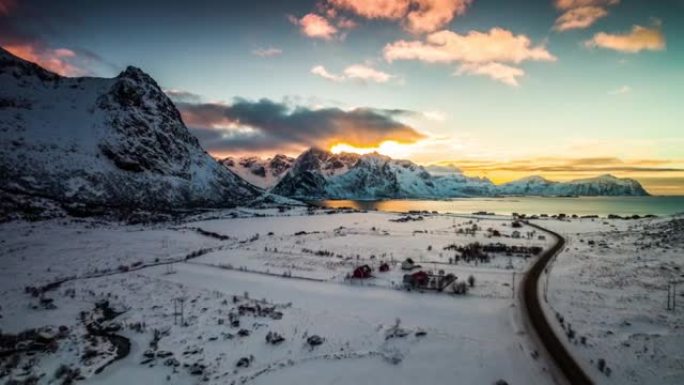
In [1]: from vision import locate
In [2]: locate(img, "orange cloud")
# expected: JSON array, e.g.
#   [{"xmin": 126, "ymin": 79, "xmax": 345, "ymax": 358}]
[
  {"xmin": 290, "ymin": 13, "xmax": 338, "ymax": 40},
  {"xmin": 586, "ymin": 24, "xmax": 666, "ymax": 53},
  {"xmin": 328, "ymin": 0, "xmax": 471, "ymax": 34},
  {"xmin": 405, "ymin": 0, "xmax": 471, "ymax": 34},
  {"xmin": 2, "ymin": 44, "xmax": 85, "ymax": 76},
  {"xmin": 384, "ymin": 28, "xmax": 554, "ymax": 86},
  {"xmin": 554, "ymin": 6, "xmax": 608, "ymax": 31},
  {"xmin": 455, "ymin": 62, "xmax": 525, "ymax": 86},
  {"xmin": 384, "ymin": 28, "xmax": 556, "ymax": 64},
  {"xmin": 329, "ymin": 0, "xmax": 409, "ymax": 20},
  {"xmin": 553, "ymin": 0, "xmax": 618, "ymax": 31},
  {"xmin": 554, "ymin": 0, "xmax": 618, "ymax": 11}
]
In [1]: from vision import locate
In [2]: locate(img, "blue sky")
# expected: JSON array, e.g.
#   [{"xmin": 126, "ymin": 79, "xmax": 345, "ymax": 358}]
[{"xmin": 1, "ymin": 0, "xmax": 683, "ymax": 193}]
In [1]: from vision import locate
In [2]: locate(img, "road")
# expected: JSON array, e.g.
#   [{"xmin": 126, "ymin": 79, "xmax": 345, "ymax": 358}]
[{"xmin": 522, "ymin": 222, "xmax": 594, "ymax": 385}]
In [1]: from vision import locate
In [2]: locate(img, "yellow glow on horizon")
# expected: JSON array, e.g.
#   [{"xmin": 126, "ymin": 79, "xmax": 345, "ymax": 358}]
[
  {"xmin": 330, "ymin": 141, "xmax": 412, "ymax": 159},
  {"xmin": 330, "ymin": 140, "xmax": 420, "ymax": 159}
]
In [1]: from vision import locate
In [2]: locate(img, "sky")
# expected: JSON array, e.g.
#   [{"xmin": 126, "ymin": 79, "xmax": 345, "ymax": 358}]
[{"xmin": 1, "ymin": 0, "xmax": 683, "ymax": 194}]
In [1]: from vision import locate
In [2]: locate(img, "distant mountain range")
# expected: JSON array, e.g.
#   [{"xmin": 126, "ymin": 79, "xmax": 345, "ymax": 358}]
[
  {"xmin": 0, "ymin": 47, "xmax": 260, "ymax": 212},
  {"xmin": 223, "ymin": 148, "xmax": 649, "ymax": 199},
  {"xmin": 0, "ymin": 47, "xmax": 649, "ymax": 217}
]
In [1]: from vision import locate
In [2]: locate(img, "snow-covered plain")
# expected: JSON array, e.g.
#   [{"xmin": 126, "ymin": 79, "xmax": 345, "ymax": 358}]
[
  {"xmin": 532, "ymin": 216, "xmax": 684, "ymax": 385},
  {"xmin": 0, "ymin": 208, "xmax": 557, "ymax": 385}
]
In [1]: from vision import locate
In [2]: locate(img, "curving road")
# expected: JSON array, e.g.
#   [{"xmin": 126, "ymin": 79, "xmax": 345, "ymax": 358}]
[{"xmin": 522, "ymin": 222, "xmax": 594, "ymax": 385}]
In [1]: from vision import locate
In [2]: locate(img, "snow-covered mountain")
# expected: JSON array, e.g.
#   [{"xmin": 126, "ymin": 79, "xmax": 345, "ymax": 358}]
[
  {"xmin": 261, "ymin": 148, "xmax": 649, "ymax": 199},
  {"xmin": 0, "ymin": 48, "xmax": 261, "ymax": 211},
  {"xmin": 498, "ymin": 174, "xmax": 649, "ymax": 196},
  {"xmin": 497, "ymin": 175, "xmax": 559, "ymax": 196},
  {"xmin": 270, "ymin": 148, "xmax": 496, "ymax": 199},
  {"xmin": 220, "ymin": 154, "xmax": 295, "ymax": 189}
]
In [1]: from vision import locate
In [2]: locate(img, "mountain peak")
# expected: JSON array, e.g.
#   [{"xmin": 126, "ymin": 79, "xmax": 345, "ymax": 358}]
[
  {"xmin": 1, "ymin": 54, "xmax": 261, "ymax": 209},
  {"xmin": 118, "ymin": 66, "xmax": 153, "ymax": 81}
]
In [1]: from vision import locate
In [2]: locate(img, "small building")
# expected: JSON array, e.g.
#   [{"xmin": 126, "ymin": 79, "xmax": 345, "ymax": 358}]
[
  {"xmin": 538, "ymin": 235, "xmax": 546, "ymax": 241},
  {"xmin": 403, "ymin": 271, "xmax": 456, "ymax": 291},
  {"xmin": 379, "ymin": 262, "xmax": 390, "ymax": 272},
  {"xmin": 352, "ymin": 265, "xmax": 372, "ymax": 279},
  {"xmin": 511, "ymin": 230, "xmax": 521, "ymax": 239},
  {"xmin": 403, "ymin": 271, "xmax": 429, "ymax": 288}
]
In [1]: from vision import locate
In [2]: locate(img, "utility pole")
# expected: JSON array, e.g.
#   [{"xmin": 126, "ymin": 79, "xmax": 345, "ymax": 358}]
[
  {"xmin": 672, "ymin": 282, "xmax": 678, "ymax": 312},
  {"xmin": 173, "ymin": 298, "xmax": 185, "ymax": 326},
  {"xmin": 672, "ymin": 282, "xmax": 677, "ymax": 311}
]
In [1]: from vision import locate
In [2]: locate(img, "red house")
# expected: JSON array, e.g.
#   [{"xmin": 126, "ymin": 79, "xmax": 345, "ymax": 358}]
[{"xmin": 411, "ymin": 271, "xmax": 429, "ymax": 287}]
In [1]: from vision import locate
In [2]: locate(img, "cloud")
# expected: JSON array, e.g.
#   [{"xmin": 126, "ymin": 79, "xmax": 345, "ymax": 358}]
[
  {"xmin": 290, "ymin": 13, "xmax": 338, "ymax": 40},
  {"xmin": 383, "ymin": 28, "xmax": 554, "ymax": 86},
  {"xmin": 311, "ymin": 64, "xmax": 395, "ymax": 83},
  {"xmin": 328, "ymin": 0, "xmax": 409, "ymax": 20},
  {"xmin": 553, "ymin": 0, "xmax": 618, "ymax": 31},
  {"xmin": 344, "ymin": 64, "xmax": 394, "ymax": 82},
  {"xmin": 455, "ymin": 62, "xmax": 525, "ymax": 86},
  {"xmin": 327, "ymin": 0, "xmax": 472, "ymax": 34},
  {"xmin": 311, "ymin": 65, "xmax": 345, "ymax": 82},
  {"xmin": 586, "ymin": 24, "xmax": 665, "ymax": 53},
  {"xmin": 384, "ymin": 28, "xmax": 556, "ymax": 64},
  {"xmin": 252, "ymin": 47, "xmax": 283, "ymax": 57},
  {"xmin": 336, "ymin": 17, "xmax": 358, "ymax": 29},
  {"xmin": 2, "ymin": 44, "xmax": 88, "ymax": 76},
  {"xmin": 177, "ymin": 98, "xmax": 426, "ymax": 153},
  {"xmin": 163, "ymin": 89, "xmax": 203, "ymax": 103},
  {"xmin": 554, "ymin": 6, "xmax": 608, "ymax": 31},
  {"xmin": 608, "ymin": 85, "xmax": 631, "ymax": 95},
  {"xmin": 554, "ymin": 0, "xmax": 619, "ymax": 11},
  {"xmin": 405, "ymin": 0, "xmax": 472, "ymax": 34}
]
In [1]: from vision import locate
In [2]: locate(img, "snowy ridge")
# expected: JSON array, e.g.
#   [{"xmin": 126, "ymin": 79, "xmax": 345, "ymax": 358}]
[
  {"xmin": 220, "ymin": 154, "xmax": 295, "ymax": 189},
  {"xmin": 0, "ymin": 47, "xmax": 261, "ymax": 210},
  {"xmin": 262, "ymin": 149, "xmax": 649, "ymax": 199},
  {"xmin": 499, "ymin": 174, "xmax": 649, "ymax": 197},
  {"xmin": 270, "ymin": 148, "xmax": 496, "ymax": 199}
]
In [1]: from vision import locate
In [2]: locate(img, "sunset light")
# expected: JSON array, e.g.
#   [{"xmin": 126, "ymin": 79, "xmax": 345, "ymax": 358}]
[
  {"xmin": 330, "ymin": 140, "xmax": 410, "ymax": 159},
  {"xmin": 1, "ymin": 2, "xmax": 683, "ymax": 385}
]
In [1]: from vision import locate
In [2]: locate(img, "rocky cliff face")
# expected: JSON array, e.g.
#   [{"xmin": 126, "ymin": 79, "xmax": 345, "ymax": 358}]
[{"xmin": 0, "ymin": 48, "xmax": 260, "ymax": 211}]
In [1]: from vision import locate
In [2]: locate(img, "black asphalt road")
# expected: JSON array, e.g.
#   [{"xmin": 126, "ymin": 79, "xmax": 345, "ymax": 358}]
[{"xmin": 523, "ymin": 222, "xmax": 595, "ymax": 385}]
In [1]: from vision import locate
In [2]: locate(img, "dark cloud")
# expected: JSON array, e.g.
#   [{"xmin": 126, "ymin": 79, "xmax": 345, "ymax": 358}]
[{"xmin": 177, "ymin": 98, "xmax": 425, "ymax": 153}]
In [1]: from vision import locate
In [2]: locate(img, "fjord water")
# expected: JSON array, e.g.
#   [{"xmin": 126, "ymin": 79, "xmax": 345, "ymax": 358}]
[{"xmin": 314, "ymin": 196, "xmax": 684, "ymax": 217}]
